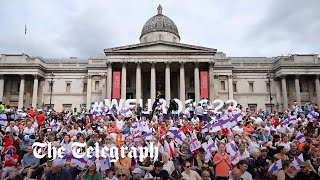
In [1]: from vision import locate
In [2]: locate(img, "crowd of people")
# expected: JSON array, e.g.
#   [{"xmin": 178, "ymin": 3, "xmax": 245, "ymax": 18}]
[{"xmin": 0, "ymin": 97, "xmax": 320, "ymax": 180}]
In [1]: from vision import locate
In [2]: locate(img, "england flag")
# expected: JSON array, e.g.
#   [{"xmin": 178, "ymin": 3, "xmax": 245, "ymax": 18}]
[
  {"xmin": 292, "ymin": 154, "xmax": 304, "ymax": 171},
  {"xmin": 268, "ymin": 160, "xmax": 282, "ymax": 175},
  {"xmin": 190, "ymin": 132, "xmax": 202, "ymax": 152},
  {"xmin": 296, "ymin": 132, "xmax": 306, "ymax": 143}
]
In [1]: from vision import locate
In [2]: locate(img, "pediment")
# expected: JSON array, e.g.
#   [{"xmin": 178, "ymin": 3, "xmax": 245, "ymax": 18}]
[{"xmin": 104, "ymin": 41, "xmax": 216, "ymax": 55}]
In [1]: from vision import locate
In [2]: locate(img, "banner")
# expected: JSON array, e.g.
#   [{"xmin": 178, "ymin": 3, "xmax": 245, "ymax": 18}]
[
  {"xmin": 112, "ymin": 72, "xmax": 121, "ymax": 98},
  {"xmin": 200, "ymin": 71, "xmax": 209, "ymax": 99}
]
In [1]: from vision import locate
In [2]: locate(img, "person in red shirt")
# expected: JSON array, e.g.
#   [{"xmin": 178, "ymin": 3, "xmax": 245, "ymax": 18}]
[
  {"xmin": 180, "ymin": 121, "xmax": 192, "ymax": 134},
  {"xmin": 36, "ymin": 111, "xmax": 45, "ymax": 125},
  {"xmin": 1, "ymin": 146, "xmax": 19, "ymax": 179},
  {"xmin": 27, "ymin": 108, "xmax": 36, "ymax": 119},
  {"xmin": 0, "ymin": 131, "xmax": 20, "ymax": 155}
]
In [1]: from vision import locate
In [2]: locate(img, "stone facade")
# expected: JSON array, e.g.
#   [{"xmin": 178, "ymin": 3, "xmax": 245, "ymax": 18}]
[{"xmin": 0, "ymin": 6, "xmax": 320, "ymax": 112}]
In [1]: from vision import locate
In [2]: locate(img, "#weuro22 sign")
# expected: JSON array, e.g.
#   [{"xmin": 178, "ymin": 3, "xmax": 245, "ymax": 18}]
[{"xmin": 91, "ymin": 99, "xmax": 237, "ymax": 114}]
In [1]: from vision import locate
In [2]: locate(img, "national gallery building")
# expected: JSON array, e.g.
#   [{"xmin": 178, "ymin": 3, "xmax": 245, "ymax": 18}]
[{"xmin": 0, "ymin": 5, "xmax": 320, "ymax": 112}]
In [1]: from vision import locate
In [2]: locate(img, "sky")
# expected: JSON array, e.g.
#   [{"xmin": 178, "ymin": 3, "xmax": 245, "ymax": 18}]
[{"xmin": 0, "ymin": 0, "xmax": 319, "ymax": 58}]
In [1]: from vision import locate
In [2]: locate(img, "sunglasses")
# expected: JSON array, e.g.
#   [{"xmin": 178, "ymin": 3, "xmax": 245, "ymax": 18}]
[
  {"xmin": 186, "ymin": 165, "xmax": 190, "ymax": 168},
  {"xmin": 106, "ymin": 139, "xmax": 111, "ymax": 140},
  {"xmin": 117, "ymin": 174, "xmax": 126, "ymax": 177}
]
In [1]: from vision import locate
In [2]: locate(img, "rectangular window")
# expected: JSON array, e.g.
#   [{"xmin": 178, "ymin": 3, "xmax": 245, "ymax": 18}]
[
  {"xmin": 83, "ymin": 83, "xmax": 87, "ymax": 92},
  {"xmin": 66, "ymin": 83, "xmax": 71, "ymax": 93},
  {"xmin": 95, "ymin": 81, "xmax": 99, "ymax": 91},
  {"xmin": 62, "ymin": 104, "xmax": 72, "ymax": 111},
  {"xmin": 265, "ymin": 104, "xmax": 273, "ymax": 113},
  {"xmin": 266, "ymin": 82, "xmax": 270, "ymax": 93},
  {"xmin": 248, "ymin": 104, "xmax": 257, "ymax": 113},
  {"xmin": 249, "ymin": 82, "xmax": 254, "ymax": 92},
  {"xmin": 233, "ymin": 82, "xmax": 237, "ymax": 92},
  {"xmin": 220, "ymin": 81, "xmax": 226, "ymax": 90}
]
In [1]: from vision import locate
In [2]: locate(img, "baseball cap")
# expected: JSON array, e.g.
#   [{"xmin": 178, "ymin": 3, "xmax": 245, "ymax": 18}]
[
  {"xmin": 24, "ymin": 135, "xmax": 30, "ymax": 141},
  {"xmin": 261, "ymin": 147, "xmax": 269, "ymax": 152},
  {"xmin": 171, "ymin": 170, "xmax": 182, "ymax": 179},
  {"xmin": 132, "ymin": 168, "xmax": 142, "ymax": 174},
  {"xmin": 154, "ymin": 161, "xmax": 164, "ymax": 167}
]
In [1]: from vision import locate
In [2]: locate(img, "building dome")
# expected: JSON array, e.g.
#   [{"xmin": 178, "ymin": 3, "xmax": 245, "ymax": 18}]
[{"xmin": 140, "ymin": 5, "xmax": 180, "ymax": 43}]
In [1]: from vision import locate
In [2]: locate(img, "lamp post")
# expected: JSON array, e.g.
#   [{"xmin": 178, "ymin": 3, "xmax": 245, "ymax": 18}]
[
  {"xmin": 267, "ymin": 71, "xmax": 273, "ymax": 113},
  {"xmin": 49, "ymin": 72, "xmax": 55, "ymax": 109},
  {"xmin": 276, "ymin": 103, "xmax": 279, "ymax": 113}
]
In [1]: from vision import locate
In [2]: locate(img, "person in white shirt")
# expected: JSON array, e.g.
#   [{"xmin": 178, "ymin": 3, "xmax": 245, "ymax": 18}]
[
  {"xmin": 233, "ymin": 122, "xmax": 244, "ymax": 135},
  {"xmin": 277, "ymin": 135, "xmax": 290, "ymax": 152},
  {"xmin": 191, "ymin": 114, "xmax": 200, "ymax": 124},
  {"xmin": 115, "ymin": 115, "xmax": 125, "ymax": 130},
  {"xmin": 238, "ymin": 143, "xmax": 250, "ymax": 160},
  {"xmin": 23, "ymin": 122, "xmax": 35, "ymax": 135},
  {"xmin": 5, "ymin": 121, "xmax": 19, "ymax": 134},
  {"xmin": 276, "ymin": 124, "xmax": 287, "ymax": 134},
  {"xmin": 162, "ymin": 152, "xmax": 174, "ymax": 175}
]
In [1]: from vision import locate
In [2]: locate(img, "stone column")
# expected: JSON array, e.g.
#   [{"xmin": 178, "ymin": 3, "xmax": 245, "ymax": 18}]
[
  {"xmin": 136, "ymin": 62, "xmax": 141, "ymax": 100},
  {"xmin": 281, "ymin": 75, "xmax": 288, "ymax": 110},
  {"xmin": 295, "ymin": 75, "xmax": 301, "ymax": 106},
  {"xmin": 101, "ymin": 75, "xmax": 107, "ymax": 99},
  {"xmin": 180, "ymin": 62, "xmax": 185, "ymax": 106},
  {"xmin": 38, "ymin": 79, "xmax": 44, "ymax": 108},
  {"xmin": 106, "ymin": 63, "xmax": 112, "ymax": 100},
  {"xmin": 315, "ymin": 75, "xmax": 320, "ymax": 105},
  {"xmin": 18, "ymin": 75, "xmax": 25, "ymax": 110},
  {"xmin": 165, "ymin": 62, "xmax": 171, "ymax": 103},
  {"xmin": 150, "ymin": 62, "xmax": 156, "ymax": 102},
  {"xmin": 228, "ymin": 75, "xmax": 233, "ymax": 99},
  {"xmin": 121, "ymin": 62, "xmax": 127, "ymax": 99},
  {"xmin": 86, "ymin": 75, "xmax": 92, "ymax": 110},
  {"xmin": 209, "ymin": 62, "xmax": 215, "ymax": 101},
  {"xmin": 32, "ymin": 75, "xmax": 39, "ymax": 108},
  {"xmin": 275, "ymin": 79, "xmax": 282, "ymax": 111},
  {"xmin": 0, "ymin": 75, "xmax": 4, "ymax": 102},
  {"xmin": 194, "ymin": 62, "xmax": 200, "ymax": 103}
]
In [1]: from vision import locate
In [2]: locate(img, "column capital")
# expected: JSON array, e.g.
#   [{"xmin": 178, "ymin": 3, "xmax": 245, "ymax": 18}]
[
  {"xmin": 33, "ymin": 74, "xmax": 39, "ymax": 79},
  {"xmin": 106, "ymin": 62, "xmax": 112, "ymax": 68},
  {"xmin": 227, "ymin": 75, "xmax": 234, "ymax": 79},
  {"xmin": 209, "ymin": 61, "xmax": 214, "ymax": 68},
  {"xmin": 165, "ymin": 61, "xmax": 171, "ymax": 65},
  {"xmin": 295, "ymin": 74, "xmax": 301, "ymax": 79},
  {"xmin": 179, "ymin": 61, "xmax": 186, "ymax": 64},
  {"xmin": 19, "ymin": 74, "xmax": 25, "ymax": 79},
  {"xmin": 135, "ymin": 60, "xmax": 142, "ymax": 64},
  {"xmin": 100, "ymin": 74, "xmax": 107, "ymax": 78},
  {"xmin": 279, "ymin": 75, "xmax": 286, "ymax": 79},
  {"xmin": 86, "ymin": 75, "xmax": 92, "ymax": 79},
  {"xmin": 122, "ymin": 62, "xmax": 127, "ymax": 68},
  {"xmin": 214, "ymin": 74, "xmax": 219, "ymax": 78},
  {"xmin": 194, "ymin": 61, "xmax": 199, "ymax": 67}
]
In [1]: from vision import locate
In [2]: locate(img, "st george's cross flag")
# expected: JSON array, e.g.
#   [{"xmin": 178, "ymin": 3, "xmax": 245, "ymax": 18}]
[
  {"xmin": 268, "ymin": 160, "xmax": 282, "ymax": 175},
  {"xmin": 296, "ymin": 131, "xmax": 306, "ymax": 143},
  {"xmin": 292, "ymin": 154, "xmax": 304, "ymax": 171},
  {"xmin": 190, "ymin": 132, "xmax": 202, "ymax": 152}
]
